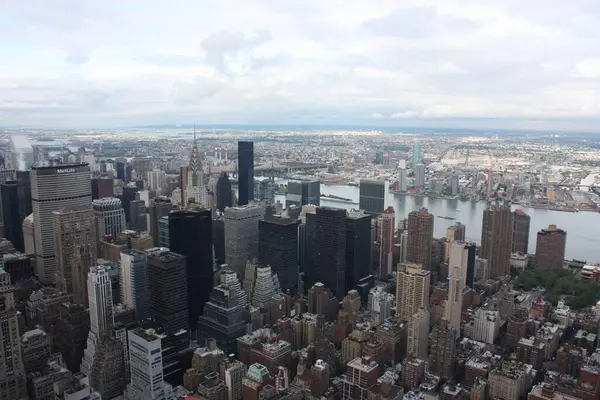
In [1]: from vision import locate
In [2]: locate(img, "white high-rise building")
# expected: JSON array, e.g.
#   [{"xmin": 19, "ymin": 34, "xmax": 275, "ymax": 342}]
[
  {"xmin": 147, "ymin": 169, "xmax": 166, "ymax": 192},
  {"xmin": 125, "ymin": 327, "xmax": 165, "ymax": 400},
  {"xmin": 472, "ymin": 309, "xmax": 500, "ymax": 344},
  {"xmin": 396, "ymin": 262, "xmax": 430, "ymax": 321},
  {"xmin": 81, "ymin": 265, "xmax": 115, "ymax": 375},
  {"xmin": 445, "ymin": 241, "xmax": 469, "ymax": 335},
  {"xmin": 120, "ymin": 249, "xmax": 150, "ymax": 320},
  {"xmin": 93, "ymin": 197, "xmax": 126, "ymax": 241},
  {"xmin": 398, "ymin": 168, "xmax": 408, "ymax": 192},
  {"xmin": 224, "ymin": 204, "xmax": 265, "ymax": 277},
  {"xmin": 407, "ymin": 306, "xmax": 430, "ymax": 360},
  {"xmin": 414, "ymin": 163, "xmax": 426, "ymax": 188},
  {"xmin": 367, "ymin": 285, "xmax": 395, "ymax": 325}
]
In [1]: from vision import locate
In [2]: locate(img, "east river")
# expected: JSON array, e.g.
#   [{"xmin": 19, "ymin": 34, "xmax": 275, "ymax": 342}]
[{"xmin": 269, "ymin": 180, "xmax": 600, "ymax": 264}]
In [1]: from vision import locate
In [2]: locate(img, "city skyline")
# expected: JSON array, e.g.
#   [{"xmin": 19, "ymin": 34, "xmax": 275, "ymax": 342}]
[{"xmin": 1, "ymin": 1, "xmax": 600, "ymax": 131}]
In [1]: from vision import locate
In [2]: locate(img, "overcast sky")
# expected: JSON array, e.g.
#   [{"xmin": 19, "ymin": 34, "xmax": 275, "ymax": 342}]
[{"xmin": 1, "ymin": 0, "xmax": 600, "ymax": 131}]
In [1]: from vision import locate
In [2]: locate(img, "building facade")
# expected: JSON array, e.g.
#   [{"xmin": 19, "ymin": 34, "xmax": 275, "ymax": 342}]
[
  {"xmin": 258, "ymin": 216, "xmax": 299, "ymax": 294},
  {"xmin": 512, "ymin": 210, "xmax": 530, "ymax": 254},
  {"xmin": 224, "ymin": 205, "xmax": 264, "ymax": 278},
  {"xmin": 480, "ymin": 204, "xmax": 513, "ymax": 277},
  {"xmin": 406, "ymin": 208, "xmax": 434, "ymax": 271},
  {"xmin": 535, "ymin": 225, "xmax": 567, "ymax": 270},
  {"xmin": 359, "ymin": 179, "xmax": 385, "ymax": 215},
  {"xmin": 238, "ymin": 141, "xmax": 254, "ymax": 206}
]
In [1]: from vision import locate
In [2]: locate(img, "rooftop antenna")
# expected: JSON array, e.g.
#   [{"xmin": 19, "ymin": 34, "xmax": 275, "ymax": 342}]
[{"xmin": 193, "ymin": 124, "xmax": 197, "ymax": 142}]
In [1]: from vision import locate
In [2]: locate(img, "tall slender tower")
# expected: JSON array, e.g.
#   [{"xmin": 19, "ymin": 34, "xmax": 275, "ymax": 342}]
[
  {"xmin": 149, "ymin": 197, "xmax": 172, "ymax": 246},
  {"xmin": 53, "ymin": 205, "xmax": 98, "ymax": 307},
  {"xmin": 406, "ymin": 208, "xmax": 434, "ymax": 271},
  {"xmin": 396, "ymin": 262, "xmax": 430, "ymax": 321},
  {"xmin": 376, "ymin": 206, "xmax": 395, "ymax": 277},
  {"xmin": 407, "ymin": 306, "xmax": 429, "ymax": 360},
  {"xmin": 238, "ymin": 141, "xmax": 254, "ymax": 206},
  {"xmin": 429, "ymin": 318, "xmax": 457, "ymax": 380},
  {"xmin": 169, "ymin": 209, "xmax": 213, "ymax": 328},
  {"xmin": 480, "ymin": 204, "xmax": 513, "ymax": 277},
  {"xmin": 511, "ymin": 210, "xmax": 530, "ymax": 254},
  {"xmin": 120, "ymin": 249, "xmax": 150, "ymax": 321},
  {"xmin": 216, "ymin": 172, "xmax": 233, "ymax": 212},
  {"xmin": 1, "ymin": 180, "xmax": 28, "ymax": 252},
  {"xmin": 445, "ymin": 222, "xmax": 466, "ymax": 263},
  {"xmin": 31, "ymin": 163, "xmax": 92, "ymax": 284},
  {"xmin": 411, "ymin": 141, "xmax": 422, "ymax": 169},
  {"xmin": 314, "ymin": 207, "xmax": 347, "ymax": 300},
  {"xmin": 188, "ymin": 128, "xmax": 205, "ymax": 188},
  {"xmin": 0, "ymin": 269, "xmax": 27, "ymax": 399},
  {"xmin": 445, "ymin": 241, "xmax": 469, "ymax": 334}
]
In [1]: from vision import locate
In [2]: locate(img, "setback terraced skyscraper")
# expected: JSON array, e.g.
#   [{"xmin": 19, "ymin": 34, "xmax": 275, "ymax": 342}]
[{"xmin": 31, "ymin": 164, "xmax": 92, "ymax": 284}]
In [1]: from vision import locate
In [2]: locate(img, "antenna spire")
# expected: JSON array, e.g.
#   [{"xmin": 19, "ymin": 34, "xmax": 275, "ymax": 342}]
[{"xmin": 193, "ymin": 124, "xmax": 196, "ymax": 141}]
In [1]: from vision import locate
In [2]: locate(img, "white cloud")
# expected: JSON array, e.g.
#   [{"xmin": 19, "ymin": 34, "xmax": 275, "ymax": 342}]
[{"xmin": 0, "ymin": 0, "xmax": 599, "ymax": 130}]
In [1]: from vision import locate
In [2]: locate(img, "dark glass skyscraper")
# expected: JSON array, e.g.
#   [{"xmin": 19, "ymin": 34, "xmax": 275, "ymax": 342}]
[
  {"xmin": 464, "ymin": 242, "xmax": 477, "ymax": 288},
  {"xmin": 116, "ymin": 161, "xmax": 126, "ymax": 181},
  {"xmin": 258, "ymin": 216, "xmax": 300, "ymax": 294},
  {"xmin": 1, "ymin": 181, "xmax": 28, "ymax": 252},
  {"xmin": 146, "ymin": 249, "xmax": 188, "ymax": 336},
  {"xmin": 512, "ymin": 209, "xmax": 530, "ymax": 254},
  {"xmin": 216, "ymin": 172, "xmax": 233, "ymax": 212},
  {"xmin": 237, "ymin": 141, "xmax": 254, "ymax": 206},
  {"xmin": 359, "ymin": 179, "xmax": 385, "ymax": 216},
  {"xmin": 15, "ymin": 170, "xmax": 32, "ymax": 215},
  {"xmin": 168, "ymin": 209, "xmax": 214, "ymax": 328},
  {"xmin": 119, "ymin": 186, "xmax": 138, "ymax": 224},
  {"xmin": 313, "ymin": 207, "xmax": 347, "ymax": 300},
  {"xmin": 345, "ymin": 210, "xmax": 372, "ymax": 292},
  {"xmin": 149, "ymin": 197, "xmax": 172, "ymax": 246},
  {"xmin": 129, "ymin": 200, "xmax": 147, "ymax": 232}
]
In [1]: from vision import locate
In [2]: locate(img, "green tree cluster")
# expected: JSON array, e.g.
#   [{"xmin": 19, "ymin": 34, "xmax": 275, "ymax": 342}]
[{"xmin": 515, "ymin": 269, "xmax": 599, "ymax": 309}]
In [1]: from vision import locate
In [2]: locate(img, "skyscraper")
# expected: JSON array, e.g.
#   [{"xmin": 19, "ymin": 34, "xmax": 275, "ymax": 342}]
[
  {"xmin": 0, "ymin": 269, "xmax": 27, "ymax": 399},
  {"xmin": 116, "ymin": 160, "xmax": 126, "ymax": 181},
  {"xmin": 375, "ymin": 206, "xmax": 395, "ymax": 277},
  {"xmin": 126, "ymin": 327, "xmax": 166, "ymax": 399},
  {"xmin": 129, "ymin": 199, "xmax": 147, "ymax": 232},
  {"xmin": 1, "ymin": 180, "xmax": 28, "ymax": 252},
  {"xmin": 224, "ymin": 204, "xmax": 264, "ymax": 278},
  {"xmin": 120, "ymin": 185, "xmax": 138, "ymax": 224},
  {"xmin": 53, "ymin": 205, "xmax": 98, "ymax": 307},
  {"xmin": 429, "ymin": 318, "xmax": 457, "ymax": 380},
  {"xmin": 512, "ymin": 210, "xmax": 531, "ymax": 254},
  {"xmin": 146, "ymin": 249, "xmax": 188, "ymax": 336},
  {"xmin": 445, "ymin": 241, "xmax": 470, "ymax": 333},
  {"xmin": 359, "ymin": 179, "xmax": 385, "ymax": 216},
  {"xmin": 120, "ymin": 249, "xmax": 150, "ymax": 321},
  {"xmin": 412, "ymin": 142, "xmax": 422, "ymax": 169},
  {"xmin": 535, "ymin": 225, "xmax": 567, "ymax": 270},
  {"xmin": 407, "ymin": 306, "xmax": 429, "ymax": 360},
  {"xmin": 396, "ymin": 262, "xmax": 430, "ymax": 321},
  {"xmin": 92, "ymin": 197, "xmax": 126, "ymax": 241},
  {"xmin": 147, "ymin": 169, "xmax": 166, "ymax": 192},
  {"xmin": 81, "ymin": 265, "xmax": 115, "ymax": 375},
  {"xmin": 31, "ymin": 163, "xmax": 92, "ymax": 284},
  {"xmin": 169, "ymin": 209, "xmax": 214, "ymax": 328},
  {"xmin": 345, "ymin": 209, "xmax": 372, "ymax": 292},
  {"xmin": 286, "ymin": 180, "xmax": 320, "ymax": 208},
  {"xmin": 445, "ymin": 222, "xmax": 466, "ymax": 263},
  {"xmin": 216, "ymin": 172, "xmax": 233, "ymax": 212},
  {"xmin": 258, "ymin": 216, "xmax": 300, "ymax": 294},
  {"xmin": 238, "ymin": 141, "xmax": 254, "ymax": 206},
  {"xmin": 149, "ymin": 197, "xmax": 172, "ymax": 246},
  {"xmin": 414, "ymin": 164, "xmax": 425, "ymax": 188},
  {"xmin": 197, "ymin": 268, "xmax": 247, "ymax": 354},
  {"xmin": 188, "ymin": 131, "xmax": 205, "ymax": 188},
  {"xmin": 480, "ymin": 204, "xmax": 513, "ymax": 277},
  {"xmin": 398, "ymin": 169, "xmax": 408, "ymax": 192},
  {"xmin": 314, "ymin": 207, "xmax": 347, "ymax": 300},
  {"xmin": 406, "ymin": 208, "xmax": 434, "ymax": 271}
]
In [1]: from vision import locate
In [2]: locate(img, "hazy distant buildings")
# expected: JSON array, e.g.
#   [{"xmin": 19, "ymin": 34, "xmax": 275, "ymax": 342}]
[
  {"xmin": 286, "ymin": 180, "xmax": 320, "ymax": 208},
  {"xmin": 414, "ymin": 164, "xmax": 425, "ymax": 188},
  {"xmin": 535, "ymin": 225, "xmax": 567, "ymax": 270},
  {"xmin": 406, "ymin": 208, "xmax": 434, "ymax": 271},
  {"xmin": 359, "ymin": 179, "xmax": 385, "ymax": 215},
  {"xmin": 412, "ymin": 142, "xmax": 422, "ymax": 169},
  {"xmin": 238, "ymin": 141, "xmax": 254, "ymax": 206},
  {"xmin": 512, "ymin": 210, "xmax": 531, "ymax": 254},
  {"xmin": 481, "ymin": 204, "xmax": 513, "ymax": 277},
  {"xmin": 398, "ymin": 169, "xmax": 409, "ymax": 192},
  {"xmin": 31, "ymin": 163, "xmax": 92, "ymax": 284}
]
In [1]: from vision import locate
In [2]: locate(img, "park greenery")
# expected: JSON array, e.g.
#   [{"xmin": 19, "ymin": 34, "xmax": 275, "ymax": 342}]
[{"xmin": 514, "ymin": 268, "xmax": 600, "ymax": 309}]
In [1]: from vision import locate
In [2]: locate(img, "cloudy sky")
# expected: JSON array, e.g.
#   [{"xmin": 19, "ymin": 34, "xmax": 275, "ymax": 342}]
[{"xmin": 1, "ymin": 0, "xmax": 600, "ymax": 131}]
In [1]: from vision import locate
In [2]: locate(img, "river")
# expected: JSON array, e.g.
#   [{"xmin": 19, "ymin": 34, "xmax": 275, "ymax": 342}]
[{"xmin": 268, "ymin": 179, "xmax": 600, "ymax": 264}]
